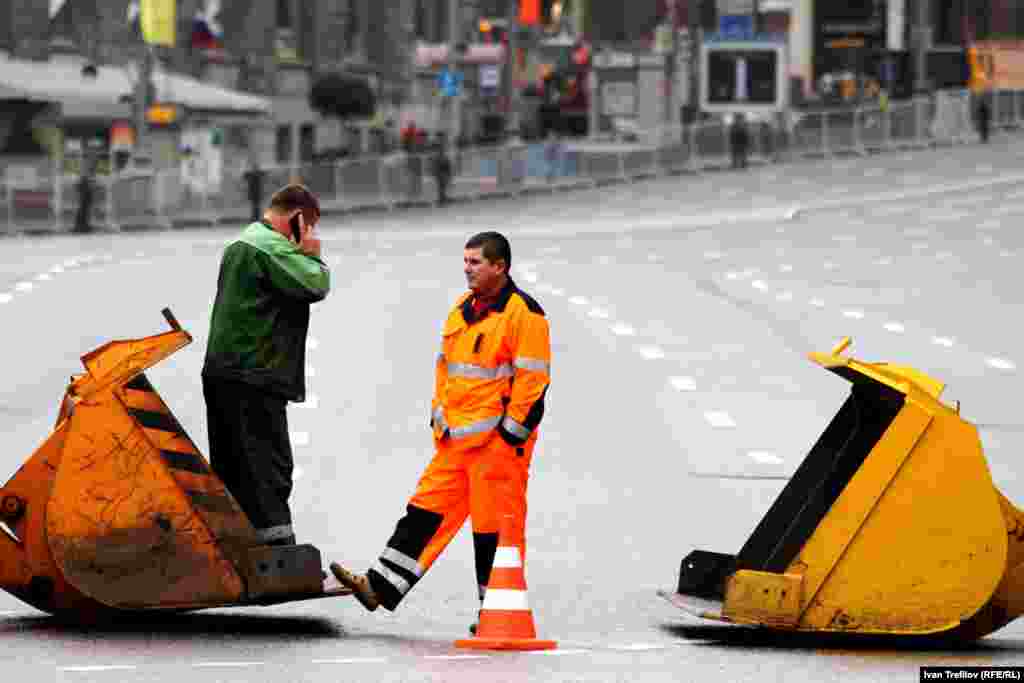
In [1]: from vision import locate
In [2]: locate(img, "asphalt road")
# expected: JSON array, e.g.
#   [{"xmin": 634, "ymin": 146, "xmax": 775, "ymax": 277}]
[{"xmin": 1, "ymin": 138, "xmax": 1023, "ymax": 682}]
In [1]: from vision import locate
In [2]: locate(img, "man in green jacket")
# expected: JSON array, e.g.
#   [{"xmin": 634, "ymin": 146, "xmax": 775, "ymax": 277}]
[{"xmin": 202, "ymin": 184, "xmax": 330, "ymax": 546}]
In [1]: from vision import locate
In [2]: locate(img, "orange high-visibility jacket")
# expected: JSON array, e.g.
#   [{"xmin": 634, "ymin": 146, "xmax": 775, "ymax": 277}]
[{"xmin": 431, "ymin": 279, "xmax": 550, "ymax": 447}]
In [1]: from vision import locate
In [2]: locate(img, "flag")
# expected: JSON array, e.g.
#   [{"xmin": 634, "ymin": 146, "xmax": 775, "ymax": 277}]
[
  {"xmin": 140, "ymin": 0, "xmax": 176, "ymax": 47},
  {"xmin": 191, "ymin": 0, "xmax": 224, "ymax": 51},
  {"xmin": 519, "ymin": 0, "xmax": 540, "ymax": 25}
]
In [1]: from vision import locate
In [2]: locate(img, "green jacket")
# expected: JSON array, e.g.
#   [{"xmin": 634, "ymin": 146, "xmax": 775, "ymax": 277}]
[{"xmin": 202, "ymin": 221, "xmax": 330, "ymax": 401}]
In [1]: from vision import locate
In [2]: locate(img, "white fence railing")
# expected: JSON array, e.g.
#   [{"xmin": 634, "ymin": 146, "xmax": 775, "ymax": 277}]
[{"xmin": 0, "ymin": 89, "xmax": 1016, "ymax": 235}]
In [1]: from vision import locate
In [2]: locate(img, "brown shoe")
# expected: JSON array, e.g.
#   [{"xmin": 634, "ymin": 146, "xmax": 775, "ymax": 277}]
[{"xmin": 330, "ymin": 562, "xmax": 379, "ymax": 612}]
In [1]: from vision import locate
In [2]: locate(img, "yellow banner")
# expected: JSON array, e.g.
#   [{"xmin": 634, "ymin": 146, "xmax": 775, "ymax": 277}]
[{"xmin": 140, "ymin": 0, "xmax": 176, "ymax": 47}]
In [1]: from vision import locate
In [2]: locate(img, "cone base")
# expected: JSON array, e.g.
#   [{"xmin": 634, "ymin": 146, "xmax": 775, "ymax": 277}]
[{"xmin": 454, "ymin": 637, "xmax": 557, "ymax": 651}]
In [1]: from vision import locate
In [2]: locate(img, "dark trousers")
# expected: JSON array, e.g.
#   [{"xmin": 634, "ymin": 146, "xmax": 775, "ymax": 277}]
[{"xmin": 202, "ymin": 376, "xmax": 296, "ymax": 545}]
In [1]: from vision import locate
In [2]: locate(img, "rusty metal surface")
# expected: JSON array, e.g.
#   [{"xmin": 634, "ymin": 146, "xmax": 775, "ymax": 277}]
[{"xmin": 46, "ymin": 397, "xmax": 245, "ymax": 609}]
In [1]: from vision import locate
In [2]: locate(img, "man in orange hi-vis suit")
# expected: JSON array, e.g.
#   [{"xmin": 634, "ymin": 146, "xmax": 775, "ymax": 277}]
[{"xmin": 331, "ymin": 232, "xmax": 551, "ymax": 623}]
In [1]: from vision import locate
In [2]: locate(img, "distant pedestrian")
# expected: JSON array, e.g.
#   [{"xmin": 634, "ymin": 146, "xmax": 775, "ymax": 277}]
[
  {"xmin": 432, "ymin": 138, "xmax": 453, "ymax": 206},
  {"xmin": 243, "ymin": 162, "xmax": 267, "ymax": 222},
  {"xmin": 74, "ymin": 165, "xmax": 95, "ymax": 233},
  {"xmin": 544, "ymin": 132, "xmax": 561, "ymax": 183},
  {"xmin": 977, "ymin": 96, "xmax": 992, "ymax": 144},
  {"xmin": 729, "ymin": 113, "xmax": 750, "ymax": 170}
]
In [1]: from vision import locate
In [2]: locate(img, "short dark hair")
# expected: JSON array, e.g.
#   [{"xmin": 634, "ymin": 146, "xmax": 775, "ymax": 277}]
[
  {"xmin": 269, "ymin": 184, "xmax": 321, "ymax": 220},
  {"xmin": 465, "ymin": 231, "xmax": 511, "ymax": 270}
]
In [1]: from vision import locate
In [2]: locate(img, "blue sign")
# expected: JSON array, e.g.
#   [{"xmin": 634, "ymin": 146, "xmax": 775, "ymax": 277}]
[
  {"xmin": 436, "ymin": 69, "xmax": 463, "ymax": 97},
  {"xmin": 719, "ymin": 14, "xmax": 755, "ymax": 40}
]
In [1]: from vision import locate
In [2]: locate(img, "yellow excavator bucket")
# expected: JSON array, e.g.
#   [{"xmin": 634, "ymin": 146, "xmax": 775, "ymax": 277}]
[
  {"xmin": 662, "ymin": 337, "xmax": 1024, "ymax": 640},
  {"xmin": 0, "ymin": 310, "xmax": 347, "ymax": 619}
]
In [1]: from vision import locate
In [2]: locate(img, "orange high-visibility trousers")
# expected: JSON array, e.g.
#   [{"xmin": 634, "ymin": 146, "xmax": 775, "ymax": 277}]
[{"xmin": 366, "ymin": 433, "xmax": 536, "ymax": 610}]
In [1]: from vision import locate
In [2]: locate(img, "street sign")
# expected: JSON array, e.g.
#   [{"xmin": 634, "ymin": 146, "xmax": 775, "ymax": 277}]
[
  {"xmin": 719, "ymin": 14, "xmax": 754, "ymax": 40},
  {"xmin": 480, "ymin": 64, "xmax": 500, "ymax": 89},
  {"xmin": 436, "ymin": 68, "xmax": 464, "ymax": 97}
]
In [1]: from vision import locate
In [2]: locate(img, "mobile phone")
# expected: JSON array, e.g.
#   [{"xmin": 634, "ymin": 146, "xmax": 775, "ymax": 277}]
[{"xmin": 289, "ymin": 213, "xmax": 302, "ymax": 243}]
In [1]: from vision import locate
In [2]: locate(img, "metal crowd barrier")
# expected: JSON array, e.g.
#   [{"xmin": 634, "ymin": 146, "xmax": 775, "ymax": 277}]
[{"xmin": 0, "ymin": 88, "xmax": 1017, "ymax": 236}]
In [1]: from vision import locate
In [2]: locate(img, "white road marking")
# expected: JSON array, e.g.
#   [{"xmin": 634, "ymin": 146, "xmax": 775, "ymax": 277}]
[
  {"xmin": 611, "ymin": 323, "xmax": 636, "ymax": 336},
  {"xmin": 296, "ymin": 395, "xmax": 320, "ymax": 409},
  {"xmin": 534, "ymin": 649, "xmax": 591, "ymax": 656},
  {"xmin": 14, "ymin": 282, "xmax": 33, "ymax": 292},
  {"xmin": 776, "ymin": 291, "xmax": 793, "ymax": 302},
  {"xmin": 875, "ymin": 257, "xmax": 893, "ymax": 266},
  {"xmin": 637, "ymin": 346, "xmax": 665, "ymax": 360},
  {"xmin": 59, "ymin": 665, "xmax": 139, "ymax": 673},
  {"xmin": 193, "ymin": 662, "xmax": 265, "ymax": 668},
  {"xmin": 568, "ymin": 296, "xmax": 589, "ymax": 306},
  {"xmin": 810, "ymin": 299, "xmax": 826, "ymax": 307},
  {"xmin": 669, "ymin": 376, "xmax": 697, "ymax": 392},
  {"xmin": 779, "ymin": 264, "xmax": 793, "ymax": 273},
  {"xmin": 0, "ymin": 294, "xmax": 11, "ymax": 304},
  {"xmin": 307, "ymin": 337, "xmax": 320, "ymax": 350},
  {"xmin": 647, "ymin": 253, "xmax": 662, "ymax": 263},
  {"xmin": 549, "ymin": 288, "xmax": 565, "ymax": 296},
  {"xmin": 704, "ymin": 251, "xmax": 723, "ymax": 261},
  {"xmin": 843, "ymin": 310, "xmax": 865, "ymax": 319},
  {"xmin": 611, "ymin": 643, "xmax": 666, "ymax": 651},
  {"xmin": 986, "ymin": 358, "xmax": 1017, "ymax": 371},
  {"xmin": 704, "ymin": 411, "xmax": 737, "ymax": 429},
  {"xmin": 36, "ymin": 273, "xmax": 51, "ymax": 281},
  {"xmin": 588, "ymin": 308, "xmax": 611, "ymax": 320},
  {"xmin": 312, "ymin": 657, "xmax": 388, "ymax": 665},
  {"xmin": 291, "ymin": 431, "xmax": 311, "ymax": 447},
  {"xmin": 751, "ymin": 280, "xmax": 768, "ymax": 291},
  {"xmin": 932, "ymin": 337, "xmax": 955, "ymax": 347},
  {"xmin": 883, "ymin": 322, "xmax": 906, "ymax": 333},
  {"xmin": 521, "ymin": 272, "xmax": 539, "ymax": 284},
  {"xmin": 748, "ymin": 451, "xmax": 784, "ymax": 465},
  {"xmin": 823, "ymin": 261, "xmax": 836, "ymax": 270},
  {"xmin": 725, "ymin": 271, "xmax": 740, "ymax": 281},
  {"xmin": 424, "ymin": 655, "xmax": 490, "ymax": 661}
]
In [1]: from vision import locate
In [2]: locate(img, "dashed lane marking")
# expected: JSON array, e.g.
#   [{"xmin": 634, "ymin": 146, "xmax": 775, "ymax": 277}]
[
  {"xmin": 843, "ymin": 310, "xmax": 865, "ymax": 320},
  {"xmin": 534, "ymin": 649, "xmax": 592, "ymax": 656},
  {"xmin": 193, "ymin": 662, "xmax": 265, "ymax": 668},
  {"xmin": 810, "ymin": 299, "xmax": 826, "ymax": 308},
  {"xmin": 14, "ymin": 282, "xmax": 32, "ymax": 292},
  {"xmin": 748, "ymin": 451, "xmax": 784, "ymax": 465},
  {"xmin": 779, "ymin": 264, "xmax": 793, "ymax": 272},
  {"xmin": 423, "ymin": 655, "xmax": 490, "ymax": 661},
  {"xmin": 59, "ymin": 665, "xmax": 139, "ymax": 673},
  {"xmin": 669, "ymin": 376, "xmax": 697, "ymax": 392},
  {"xmin": 568, "ymin": 296, "xmax": 589, "ymax": 306},
  {"xmin": 637, "ymin": 346, "xmax": 665, "ymax": 360},
  {"xmin": 588, "ymin": 308, "xmax": 611, "ymax": 320},
  {"xmin": 0, "ymin": 294, "xmax": 11, "ymax": 304},
  {"xmin": 50, "ymin": 265, "xmax": 64, "ymax": 274},
  {"xmin": 751, "ymin": 280, "xmax": 768, "ymax": 291},
  {"xmin": 311, "ymin": 658, "xmax": 388, "ymax": 665},
  {"xmin": 35, "ymin": 273, "xmax": 51, "ymax": 281},
  {"xmin": 549, "ymin": 288, "xmax": 566, "ymax": 296},
  {"xmin": 704, "ymin": 411, "xmax": 737, "ymax": 429},
  {"xmin": 610, "ymin": 644, "xmax": 667, "ymax": 652},
  {"xmin": 932, "ymin": 337, "xmax": 955, "ymax": 348},
  {"xmin": 986, "ymin": 358, "xmax": 1017, "ymax": 371},
  {"xmin": 884, "ymin": 322, "xmax": 906, "ymax": 333},
  {"xmin": 611, "ymin": 323, "xmax": 636, "ymax": 336}
]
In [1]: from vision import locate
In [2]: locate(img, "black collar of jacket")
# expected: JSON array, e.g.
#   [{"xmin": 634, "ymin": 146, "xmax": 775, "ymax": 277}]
[{"xmin": 461, "ymin": 277, "xmax": 517, "ymax": 325}]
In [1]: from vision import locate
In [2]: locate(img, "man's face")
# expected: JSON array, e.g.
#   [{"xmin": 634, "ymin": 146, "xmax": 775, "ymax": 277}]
[{"xmin": 464, "ymin": 247, "xmax": 505, "ymax": 294}]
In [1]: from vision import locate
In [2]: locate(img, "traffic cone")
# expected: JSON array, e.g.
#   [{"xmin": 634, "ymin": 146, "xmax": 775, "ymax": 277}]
[{"xmin": 454, "ymin": 514, "xmax": 557, "ymax": 651}]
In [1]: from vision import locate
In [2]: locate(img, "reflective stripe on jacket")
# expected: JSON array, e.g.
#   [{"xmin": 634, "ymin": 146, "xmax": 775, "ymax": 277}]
[{"xmin": 432, "ymin": 278, "xmax": 550, "ymax": 446}]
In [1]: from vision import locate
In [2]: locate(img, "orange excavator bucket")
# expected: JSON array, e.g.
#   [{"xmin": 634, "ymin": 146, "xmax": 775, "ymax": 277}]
[{"xmin": 0, "ymin": 309, "xmax": 348, "ymax": 619}]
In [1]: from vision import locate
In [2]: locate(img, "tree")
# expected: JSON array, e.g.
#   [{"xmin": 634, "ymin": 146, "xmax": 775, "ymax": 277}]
[{"xmin": 309, "ymin": 73, "xmax": 376, "ymax": 120}]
